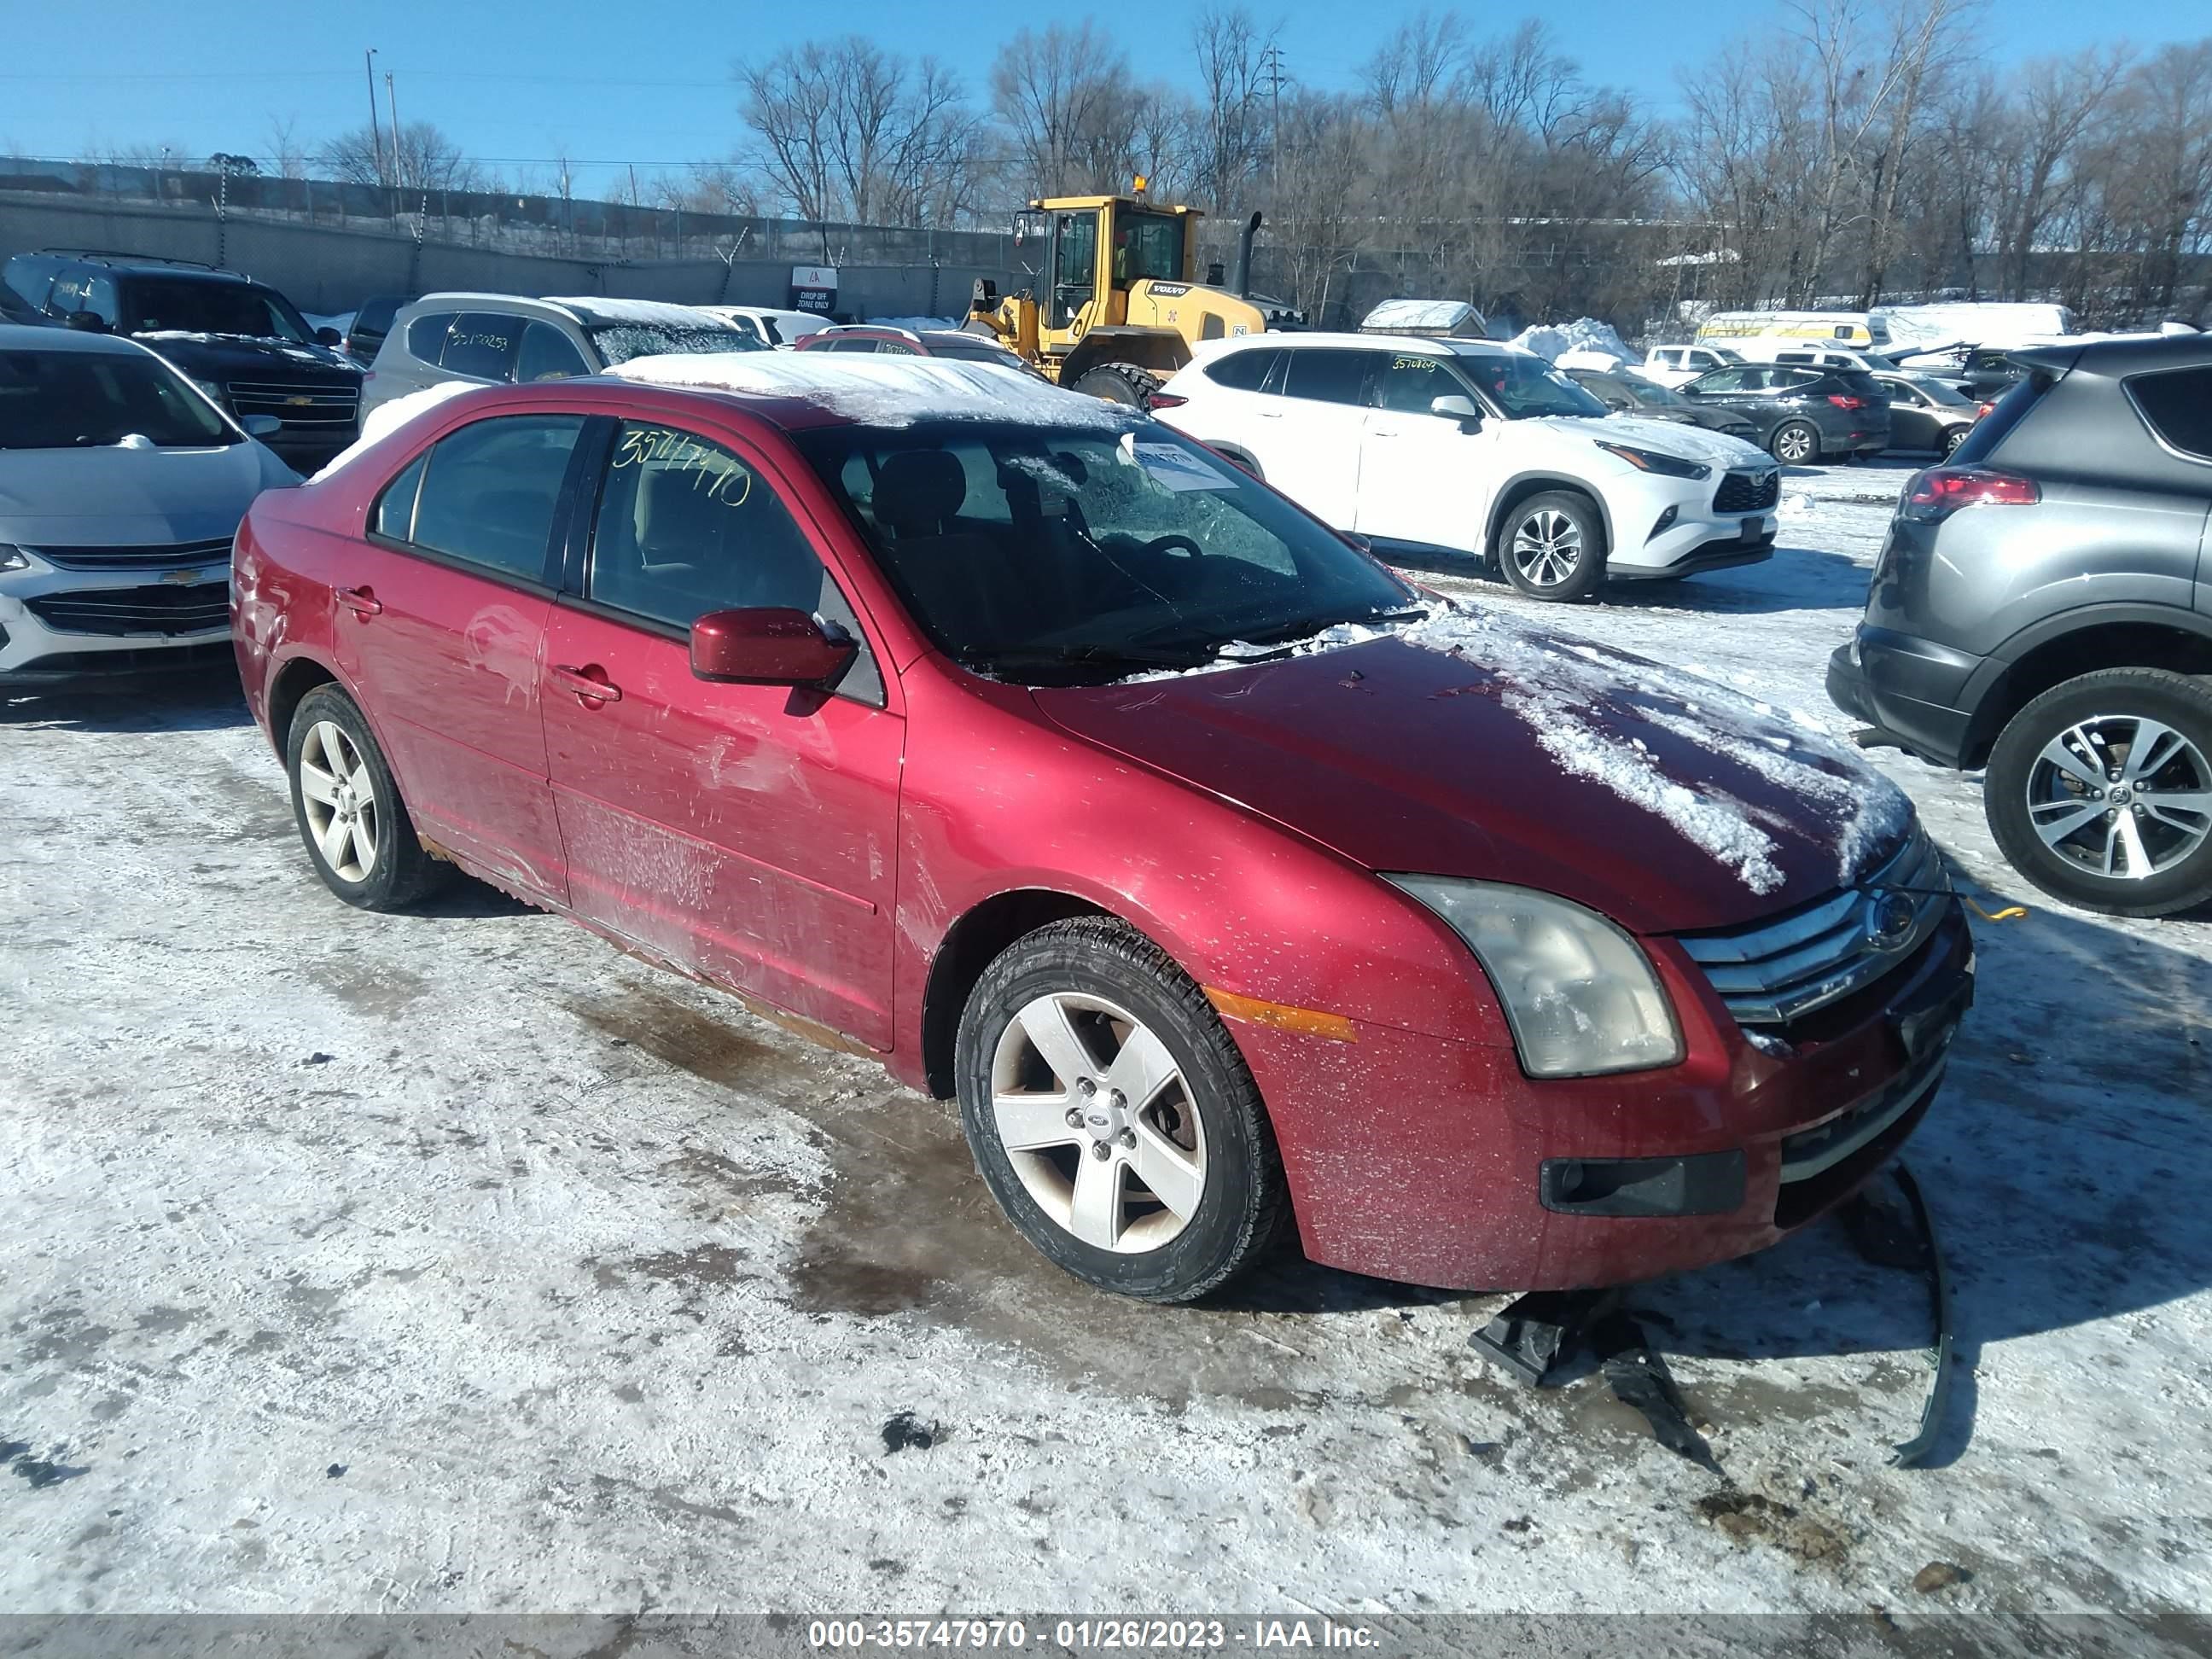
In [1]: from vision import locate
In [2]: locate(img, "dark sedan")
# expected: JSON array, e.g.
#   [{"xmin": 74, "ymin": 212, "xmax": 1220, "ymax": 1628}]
[
  {"xmin": 1679, "ymin": 364, "xmax": 1892, "ymax": 464},
  {"xmin": 1563, "ymin": 368, "xmax": 1762, "ymax": 441},
  {"xmin": 1869, "ymin": 371, "xmax": 1979, "ymax": 456}
]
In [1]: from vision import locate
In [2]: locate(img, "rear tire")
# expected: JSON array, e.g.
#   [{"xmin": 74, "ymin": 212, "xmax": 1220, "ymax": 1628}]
[
  {"xmin": 954, "ymin": 917, "xmax": 1289, "ymax": 1302},
  {"xmin": 1941, "ymin": 425, "xmax": 1968, "ymax": 457},
  {"xmin": 1498, "ymin": 490, "xmax": 1606, "ymax": 602},
  {"xmin": 1983, "ymin": 668, "xmax": 2212, "ymax": 917},
  {"xmin": 1771, "ymin": 421, "xmax": 1819, "ymax": 465},
  {"xmin": 1071, "ymin": 364, "xmax": 1161, "ymax": 406},
  {"xmin": 287, "ymin": 684, "xmax": 450, "ymax": 911}
]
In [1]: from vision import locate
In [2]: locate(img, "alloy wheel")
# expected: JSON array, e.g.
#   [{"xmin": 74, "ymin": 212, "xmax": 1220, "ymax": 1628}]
[
  {"xmin": 298, "ymin": 719, "xmax": 380, "ymax": 883},
  {"xmin": 2026, "ymin": 715, "xmax": 2212, "ymax": 880},
  {"xmin": 1775, "ymin": 424, "xmax": 1816, "ymax": 464},
  {"xmin": 1509, "ymin": 509, "xmax": 1586, "ymax": 590},
  {"xmin": 989, "ymin": 992, "xmax": 1208, "ymax": 1254}
]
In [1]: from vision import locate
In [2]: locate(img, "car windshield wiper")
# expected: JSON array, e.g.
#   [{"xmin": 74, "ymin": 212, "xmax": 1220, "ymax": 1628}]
[
  {"xmin": 958, "ymin": 640, "xmax": 1225, "ymax": 679},
  {"xmin": 1227, "ymin": 605, "xmax": 1429, "ymax": 648}
]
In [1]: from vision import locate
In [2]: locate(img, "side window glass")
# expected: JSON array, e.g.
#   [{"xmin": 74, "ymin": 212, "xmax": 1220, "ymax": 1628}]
[
  {"xmin": 1375, "ymin": 354, "xmax": 1464, "ymax": 415},
  {"xmin": 1697, "ymin": 369, "xmax": 1744, "ymax": 393},
  {"xmin": 373, "ymin": 454, "xmax": 428, "ymax": 541},
  {"xmin": 82, "ymin": 276, "xmax": 121, "ymax": 328},
  {"xmin": 591, "ymin": 422, "xmax": 835, "ymax": 631},
  {"xmin": 876, "ymin": 340, "xmax": 921, "ymax": 356},
  {"xmin": 1282, "ymin": 350, "xmax": 1372, "ymax": 406},
  {"xmin": 406, "ymin": 311, "xmax": 457, "ymax": 363},
  {"xmin": 829, "ymin": 337, "xmax": 876, "ymax": 353},
  {"xmin": 406, "ymin": 416, "xmax": 585, "ymax": 582},
  {"xmin": 439, "ymin": 312, "xmax": 521, "ymax": 381},
  {"xmin": 2128, "ymin": 367, "xmax": 2212, "ymax": 461},
  {"xmin": 517, "ymin": 321, "xmax": 588, "ymax": 382}
]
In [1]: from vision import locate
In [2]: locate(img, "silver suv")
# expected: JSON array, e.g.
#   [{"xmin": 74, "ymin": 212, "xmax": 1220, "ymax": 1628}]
[
  {"xmin": 1828, "ymin": 333, "xmax": 2212, "ymax": 917},
  {"xmin": 362, "ymin": 294, "xmax": 761, "ymax": 417}
]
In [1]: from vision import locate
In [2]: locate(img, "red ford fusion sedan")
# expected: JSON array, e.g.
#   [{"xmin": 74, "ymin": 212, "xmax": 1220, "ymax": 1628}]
[{"xmin": 231, "ymin": 355, "xmax": 1972, "ymax": 1303}]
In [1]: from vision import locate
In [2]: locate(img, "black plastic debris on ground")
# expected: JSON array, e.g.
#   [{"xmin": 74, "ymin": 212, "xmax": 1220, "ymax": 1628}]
[
  {"xmin": 1592, "ymin": 1313, "xmax": 1724, "ymax": 1476},
  {"xmin": 881, "ymin": 1412, "xmax": 940, "ymax": 1454},
  {"xmin": 5, "ymin": 1437, "xmax": 89, "ymax": 1490},
  {"xmin": 1467, "ymin": 1288, "xmax": 1619, "ymax": 1385}
]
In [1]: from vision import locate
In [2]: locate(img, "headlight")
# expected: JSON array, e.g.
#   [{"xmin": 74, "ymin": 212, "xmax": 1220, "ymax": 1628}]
[
  {"xmin": 1594, "ymin": 439, "xmax": 1710, "ymax": 481},
  {"xmin": 0, "ymin": 542, "xmax": 29, "ymax": 573},
  {"xmin": 1385, "ymin": 876, "xmax": 1684, "ymax": 1077}
]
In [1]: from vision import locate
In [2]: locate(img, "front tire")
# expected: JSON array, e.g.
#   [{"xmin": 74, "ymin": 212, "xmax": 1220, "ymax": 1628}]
[
  {"xmin": 1771, "ymin": 421, "xmax": 1819, "ymax": 465},
  {"xmin": 1983, "ymin": 669, "xmax": 2212, "ymax": 917},
  {"xmin": 1070, "ymin": 364, "xmax": 1160, "ymax": 406},
  {"xmin": 287, "ymin": 684, "xmax": 450, "ymax": 911},
  {"xmin": 1498, "ymin": 490, "xmax": 1606, "ymax": 602},
  {"xmin": 954, "ymin": 917, "xmax": 1289, "ymax": 1302}
]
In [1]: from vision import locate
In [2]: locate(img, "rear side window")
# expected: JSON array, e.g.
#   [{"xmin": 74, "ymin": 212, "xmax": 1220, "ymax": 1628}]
[
  {"xmin": 1281, "ymin": 349, "xmax": 1376, "ymax": 405},
  {"xmin": 386, "ymin": 415, "xmax": 585, "ymax": 583},
  {"xmin": 2127, "ymin": 367, "xmax": 2212, "ymax": 462},
  {"xmin": 1204, "ymin": 348, "xmax": 1277, "ymax": 391},
  {"xmin": 824, "ymin": 337, "xmax": 876, "ymax": 353},
  {"xmin": 405, "ymin": 311, "xmax": 457, "ymax": 362},
  {"xmin": 439, "ymin": 312, "xmax": 522, "ymax": 381}
]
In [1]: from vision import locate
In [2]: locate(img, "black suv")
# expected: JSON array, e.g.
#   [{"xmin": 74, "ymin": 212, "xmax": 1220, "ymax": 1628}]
[
  {"xmin": 1828, "ymin": 333, "xmax": 2212, "ymax": 917},
  {"xmin": 2, "ymin": 251, "xmax": 362, "ymax": 469}
]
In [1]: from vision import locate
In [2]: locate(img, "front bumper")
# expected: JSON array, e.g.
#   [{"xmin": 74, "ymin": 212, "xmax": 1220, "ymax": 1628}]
[
  {"xmin": 0, "ymin": 558, "xmax": 234, "ymax": 690},
  {"xmin": 1229, "ymin": 906, "xmax": 1972, "ymax": 1291},
  {"xmin": 1608, "ymin": 471, "xmax": 1779, "ymax": 579}
]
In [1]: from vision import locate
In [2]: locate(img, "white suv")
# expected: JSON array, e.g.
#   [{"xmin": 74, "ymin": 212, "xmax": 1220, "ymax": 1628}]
[{"xmin": 1150, "ymin": 335, "xmax": 1780, "ymax": 601}]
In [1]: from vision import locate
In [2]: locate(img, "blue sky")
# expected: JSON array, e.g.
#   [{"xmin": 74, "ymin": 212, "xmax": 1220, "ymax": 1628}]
[{"xmin": 3, "ymin": 0, "xmax": 2204, "ymax": 200}]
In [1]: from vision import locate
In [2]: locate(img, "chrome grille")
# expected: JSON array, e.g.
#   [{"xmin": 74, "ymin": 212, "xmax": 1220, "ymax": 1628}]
[
  {"xmin": 225, "ymin": 381, "xmax": 360, "ymax": 430},
  {"xmin": 1675, "ymin": 826, "xmax": 1951, "ymax": 1026},
  {"xmin": 26, "ymin": 582, "xmax": 230, "ymax": 637},
  {"xmin": 1714, "ymin": 469, "xmax": 1781, "ymax": 514},
  {"xmin": 26, "ymin": 536, "xmax": 232, "ymax": 572}
]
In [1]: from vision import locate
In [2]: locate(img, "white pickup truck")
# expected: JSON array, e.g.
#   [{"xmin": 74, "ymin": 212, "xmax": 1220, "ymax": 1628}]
[{"xmin": 1636, "ymin": 343, "xmax": 1744, "ymax": 388}]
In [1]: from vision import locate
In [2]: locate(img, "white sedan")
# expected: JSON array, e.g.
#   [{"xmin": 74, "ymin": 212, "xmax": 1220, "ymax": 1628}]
[
  {"xmin": 696, "ymin": 306, "xmax": 833, "ymax": 350},
  {"xmin": 1150, "ymin": 334, "xmax": 1781, "ymax": 602}
]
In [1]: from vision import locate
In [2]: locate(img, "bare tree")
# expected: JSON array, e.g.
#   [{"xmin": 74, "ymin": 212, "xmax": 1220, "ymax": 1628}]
[
  {"xmin": 317, "ymin": 122, "xmax": 476, "ymax": 194},
  {"xmin": 1190, "ymin": 7, "xmax": 1277, "ymax": 212},
  {"xmin": 990, "ymin": 22, "xmax": 1147, "ymax": 195}
]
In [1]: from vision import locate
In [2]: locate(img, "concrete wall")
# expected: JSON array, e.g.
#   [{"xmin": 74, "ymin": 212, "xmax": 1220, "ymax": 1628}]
[{"xmin": 0, "ymin": 196, "xmax": 1020, "ymax": 321}]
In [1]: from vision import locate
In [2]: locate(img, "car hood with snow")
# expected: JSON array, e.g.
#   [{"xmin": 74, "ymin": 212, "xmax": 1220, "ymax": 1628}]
[
  {"xmin": 1031, "ymin": 605, "xmax": 1908, "ymax": 936},
  {"xmin": 0, "ymin": 438, "xmax": 297, "ymax": 543},
  {"xmin": 1538, "ymin": 412, "xmax": 1772, "ymax": 470}
]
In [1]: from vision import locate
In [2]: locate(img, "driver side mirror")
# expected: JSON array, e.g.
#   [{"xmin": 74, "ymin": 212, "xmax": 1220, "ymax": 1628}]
[
  {"xmin": 316, "ymin": 327, "xmax": 344, "ymax": 346},
  {"xmin": 65, "ymin": 311, "xmax": 108, "ymax": 333},
  {"xmin": 690, "ymin": 608, "xmax": 856, "ymax": 689},
  {"xmin": 1429, "ymin": 393, "xmax": 1483, "ymax": 431},
  {"xmin": 241, "ymin": 413, "xmax": 282, "ymax": 438}
]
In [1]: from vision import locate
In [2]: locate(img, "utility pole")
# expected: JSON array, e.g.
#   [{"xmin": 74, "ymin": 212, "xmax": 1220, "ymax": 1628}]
[
  {"xmin": 364, "ymin": 49, "xmax": 382, "ymax": 189},
  {"xmin": 1260, "ymin": 44, "xmax": 1286, "ymax": 212},
  {"xmin": 385, "ymin": 72, "xmax": 402, "ymax": 208}
]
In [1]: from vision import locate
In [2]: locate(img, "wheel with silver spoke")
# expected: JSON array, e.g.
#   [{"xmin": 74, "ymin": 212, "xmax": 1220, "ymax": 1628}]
[
  {"xmin": 956, "ymin": 917, "xmax": 1289, "ymax": 1301},
  {"xmin": 286, "ymin": 684, "xmax": 449, "ymax": 911},
  {"xmin": 1985, "ymin": 669, "xmax": 2212, "ymax": 918},
  {"xmin": 1772, "ymin": 421, "xmax": 1819, "ymax": 466},
  {"xmin": 1498, "ymin": 490, "xmax": 1605, "ymax": 602}
]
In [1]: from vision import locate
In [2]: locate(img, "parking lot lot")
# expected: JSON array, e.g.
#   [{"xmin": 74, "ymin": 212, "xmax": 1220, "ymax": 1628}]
[{"xmin": 4, "ymin": 460, "xmax": 2209, "ymax": 1615}]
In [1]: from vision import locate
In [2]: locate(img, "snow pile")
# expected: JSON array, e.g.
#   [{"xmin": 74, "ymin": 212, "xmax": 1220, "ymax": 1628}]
[
  {"xmin": 609, "ymin": 352, "xmax": 1134, "ymax": 429},
  {"xmin": 1361, "ymin": 298, "xmax": 1484, "ymax": 335},
  {"xmin": 1875, "ymin": 301, "xmax": 2075, "ymax": 349},
  {"xmin": 1508, "ymin": 318, "xmax": 1634, "ymax": 364},
  {"xmin": 308, "ymin": 381, "xmax": 477, "ymax": 482}
]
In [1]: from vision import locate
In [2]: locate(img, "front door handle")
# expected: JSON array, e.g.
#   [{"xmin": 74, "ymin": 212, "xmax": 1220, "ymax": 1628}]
[
  {"xmin": 336, "ymin": 585, "xmax": 381, "ymax": 616},
  {"xmin": 551, "ymin": 664, "xmax": 622, "ymax": 703}
]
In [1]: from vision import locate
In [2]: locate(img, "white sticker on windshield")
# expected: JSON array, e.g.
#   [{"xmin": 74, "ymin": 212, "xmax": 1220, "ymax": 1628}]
[{"xmin": 1125, "ymin": 438, "xmax": 1238, "ymax": 492}]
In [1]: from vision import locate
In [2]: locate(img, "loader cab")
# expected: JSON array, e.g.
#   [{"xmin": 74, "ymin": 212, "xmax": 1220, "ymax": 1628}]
[{"xmin": 1026, "ymin": 196, "xmax": 1198, "ymax": 343}]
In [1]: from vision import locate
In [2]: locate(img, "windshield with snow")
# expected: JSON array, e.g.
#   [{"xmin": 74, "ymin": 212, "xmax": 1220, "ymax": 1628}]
[
  {"xmin": 796, "ymin": 420, "xmax": 1419, "ymax": 684},
  {"xmin": 1462, "ymin": 354, "xmax": 1610, "ymax": 420},
  {"xmin": 584, "ymin": 323, "xmax": 765, "ymax": 367},
  {"xmin": 0, "ymin": 347, "xmax": 237, "ymax": 449}
]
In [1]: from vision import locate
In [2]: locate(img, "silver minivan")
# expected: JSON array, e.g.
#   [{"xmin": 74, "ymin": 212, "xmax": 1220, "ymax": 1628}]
[{"xmin": 361, "ymin": 294, "xmax": 763, "ymax": 417}]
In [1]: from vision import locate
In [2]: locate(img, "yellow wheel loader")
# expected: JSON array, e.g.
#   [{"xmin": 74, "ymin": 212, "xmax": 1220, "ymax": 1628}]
[{"xmin": 965, "ymin": 195, "xmax": 1282, "ymax": 405}]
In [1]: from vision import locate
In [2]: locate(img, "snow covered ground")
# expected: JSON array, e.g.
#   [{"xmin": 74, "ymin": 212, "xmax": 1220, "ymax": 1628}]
[{"xmin": 3, "ymin": 460, "xmax": 2208, "ymax": 1620}]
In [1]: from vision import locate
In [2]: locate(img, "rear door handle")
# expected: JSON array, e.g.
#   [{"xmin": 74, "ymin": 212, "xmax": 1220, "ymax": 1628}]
[
  {"xmin": 1254, "ymin": 409, "xmax": 1283, "ymax": 418},
  {"xmin": 551, "ymin": 664, "xmax": 622, "ymax": 703},
  {"xmin": 336, "ymin": 585, "xmax": 381, "ymax": 616}
]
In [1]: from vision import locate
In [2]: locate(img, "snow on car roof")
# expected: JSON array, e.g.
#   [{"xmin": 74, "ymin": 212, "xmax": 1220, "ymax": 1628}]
[
  {"xmin": 1362, "ymin": 298, "xmax": 1481, "ymax": 331},
  {"xmin": 608, "ymin": 352, "xmax": 1135, "ymax": 429},
  {"xmin": 538, "ymin": 296, "xmax": 731, "ymax": 329}
]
